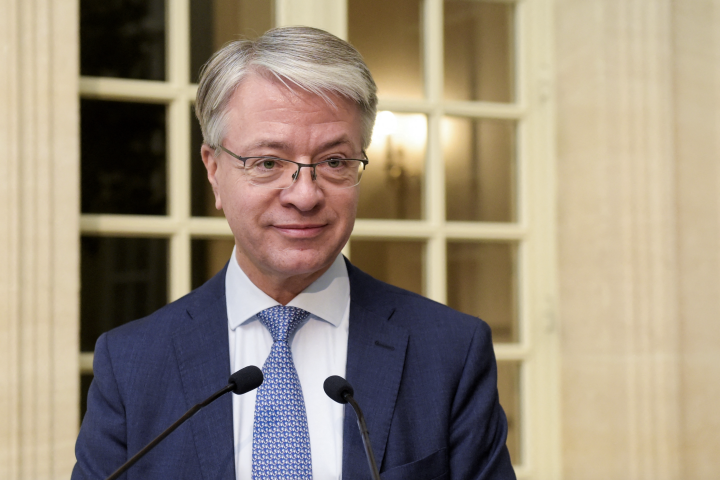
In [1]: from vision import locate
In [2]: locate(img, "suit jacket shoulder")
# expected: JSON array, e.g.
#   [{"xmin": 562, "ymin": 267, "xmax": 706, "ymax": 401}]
[
  {"xmin": 72, "ymin": 266, "xmax": 236, "ymax": 480},
  {"xmin": 344, "ymin": 260, "xmax": 515, "ymax": 480},
  {"xmin": 347, "ymin": 259, "xmax": 484, "ymax": 331}
]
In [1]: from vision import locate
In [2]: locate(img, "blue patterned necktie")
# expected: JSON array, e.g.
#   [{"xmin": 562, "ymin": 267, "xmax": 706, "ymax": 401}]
[{"xmin": 252, "ymin": 305, "xmax": 313, "ymax": 479}]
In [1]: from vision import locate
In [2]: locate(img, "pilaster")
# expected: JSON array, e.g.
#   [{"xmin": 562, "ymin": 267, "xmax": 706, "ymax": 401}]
[
  {"xmin": 0, "ymin": 0, "xmax": 79, "ymax": 478},
  {"xmin": 556, "ymin": 1, "xmax": 681, "ymax": 478},
  {"xmin": 673, "ymin": 1, "xmax": 720, "ymax": 478}
]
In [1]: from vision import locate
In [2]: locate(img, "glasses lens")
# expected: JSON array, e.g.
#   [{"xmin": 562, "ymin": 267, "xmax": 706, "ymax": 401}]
[
  {"xmin": 316, "ymin": 159, "xmax": 364, "ymax": 188},
  {"xmin": 245, "ymin": 157, "xmax": 295, "ymax": 187},
  {"xmin": 241, "ymin": 157, "xmax": 365, "ymax": 189}
]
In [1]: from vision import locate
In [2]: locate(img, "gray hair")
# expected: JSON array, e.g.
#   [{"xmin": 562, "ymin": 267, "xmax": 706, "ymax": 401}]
[{"xmin": 195, "ymin": 26, "xmax": 378, "ymax": 150}]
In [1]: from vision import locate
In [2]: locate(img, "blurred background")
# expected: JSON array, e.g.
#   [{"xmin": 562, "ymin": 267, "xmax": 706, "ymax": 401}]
[{"xmin": 2, "ymin": 0, "xmax": 719, "ymax": 479}]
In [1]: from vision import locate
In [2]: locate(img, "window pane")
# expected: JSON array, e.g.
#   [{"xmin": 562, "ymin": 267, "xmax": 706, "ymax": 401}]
[
  {"xmin": 192, "ymin": 238, "xmax": 235, "ymax": 289},
  {"xmin": 80, "ymin": 373, "xmax": 93, "ymax": 423},
  {"xmin": 81, "ymin": 236, "xmax": 168, "ymax": 351},
  {"xmin": 348, "ymin": 240, "xmax": 424, "ymax": 295},
  {"xmin": 444, "ymin": 0, "xmax": 515, "ymax": 102},
  {"xmin": 498, "ymin": 361, "xmax": 521, "ymax": 464},
  {"xmin": 359, "ymin": 112, "xmax": 426, "ymax": 220},
  {"xmin": 81, "ymin": 99, "xmax": 167, "ymax": 215},
  {"xmin": 191, "ymin": 107, "xmax": 225, "ymax": 217},
  {"xmin": 447, "ymin": 241, "xmax": 517, "ymax": 342},
  {"xmin": 443, "ymin": 117, "xmax": 515, "ymax": 222},
  {"xmin": 190, "ymin": 0, "xmax": 274, "ymax": 83},
  {"xmin": 80, "ymin": 0, "xmax": 165, "ymax": 80},
  {"xmin": 348, "ymin": 0, "xmax": 424, "ymax": 98}
]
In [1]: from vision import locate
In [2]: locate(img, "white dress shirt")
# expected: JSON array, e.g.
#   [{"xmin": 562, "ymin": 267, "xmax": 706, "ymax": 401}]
[{"xmin": 226, "ymin": 249, "xmax": 349, "ymax": 480}]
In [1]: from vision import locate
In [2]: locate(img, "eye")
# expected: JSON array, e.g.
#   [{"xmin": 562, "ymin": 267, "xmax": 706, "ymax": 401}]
[
  {"xmin": 325, "ymin": 158, "xmax": 344, "ymax": 168},
  {"xmin": 261, "ymin": 159, "xmax": 277, "ymax": 169},
  {"xmin": 248, "ymin": 157, "xmax": 281, "ymax": 170}
]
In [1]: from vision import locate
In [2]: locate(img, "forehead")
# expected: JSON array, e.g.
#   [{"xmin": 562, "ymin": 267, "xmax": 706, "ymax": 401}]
[{"xmin": 222, "ymin": 73, "xmax": 363, "ymax": 151}]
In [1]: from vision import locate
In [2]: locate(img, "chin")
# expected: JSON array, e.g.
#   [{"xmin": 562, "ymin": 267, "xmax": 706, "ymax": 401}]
[{"xmin": 275, "ymin": 249, "xmax": 338, "ymax": 276}]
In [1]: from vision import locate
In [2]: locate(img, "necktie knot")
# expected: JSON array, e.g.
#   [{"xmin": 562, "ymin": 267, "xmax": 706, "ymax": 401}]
[{"xmin": 256, "ymin": 305, "xmax": 311, "ymax": 343}]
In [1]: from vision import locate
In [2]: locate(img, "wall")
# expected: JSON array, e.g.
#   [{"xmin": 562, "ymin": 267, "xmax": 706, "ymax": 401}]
[{"xmin": 556, "ymin": 0, "xmax": 720, "ymax": 478}]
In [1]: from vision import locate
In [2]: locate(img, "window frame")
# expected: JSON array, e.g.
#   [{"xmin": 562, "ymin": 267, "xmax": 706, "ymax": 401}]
[{"xmin": 78, "ymin": 1, "xmax": 559, "ymax": 477}]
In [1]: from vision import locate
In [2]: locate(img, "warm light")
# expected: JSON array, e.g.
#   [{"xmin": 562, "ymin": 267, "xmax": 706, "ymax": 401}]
[
  {"xmin": 374, "ymin": 111, "xmax": 398, "ymax": 137},
  {"xmin": 397, "ymin": 114, "xmax": 427, "ymax": 152},
  {"xmin": 366, "ymin": 112, "xmax": 428, "ymax": 179}
]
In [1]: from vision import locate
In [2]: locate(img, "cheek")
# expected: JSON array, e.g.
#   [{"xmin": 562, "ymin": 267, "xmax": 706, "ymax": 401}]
[
  {"xmin": 340, "ymin": 190, "xmax": 360, "ymax": 216},
  {"xmin": 222, "ymin": 189, "xmax": 273, "ymax": 230},
  {"xmin": 330, "ymin": 191, "xmax": 359, "ymax": 230},
  {"xmin": 216, "ymin": 172, "xmax": 249, "ymax": 212}
]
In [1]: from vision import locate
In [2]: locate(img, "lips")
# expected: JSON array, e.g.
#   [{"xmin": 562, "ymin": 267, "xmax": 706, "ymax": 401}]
[{"xmin": 272, "ymin": 223, "xmax": 327, "ymax": 238}]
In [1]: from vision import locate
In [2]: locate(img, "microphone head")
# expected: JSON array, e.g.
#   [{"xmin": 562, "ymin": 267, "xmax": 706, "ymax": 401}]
[
  {"xmin": 228, "ymin": 365, "xmax": 263, "ymax": 395},
  {"xmin": 323, "ymin": 375, "xmax": 354, "ymax": 404}
]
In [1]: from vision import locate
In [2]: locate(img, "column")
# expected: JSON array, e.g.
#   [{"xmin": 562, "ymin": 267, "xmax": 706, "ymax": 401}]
[
  {"xmin": 672, "ymin": 1, "xmax": 720, "ymax": 478},
  {"xmin": 556, "ymin": 1, "xmax": 681, "ymax": 478},
  {"xmin": 0, "ymin": 0, "xmax": 80, "ymax": 478}
]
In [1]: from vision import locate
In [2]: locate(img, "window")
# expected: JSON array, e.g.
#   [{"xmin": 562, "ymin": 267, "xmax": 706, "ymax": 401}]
[
  {"xmin": 79, "ymin": 1, "xmax": 557, "ymax": 477},
  {"xmin": 346, "ymin": 1, "xmax": 558, "ymax": 476},
  {"xmin": 78, "ymin": 0, "xmax": 275, "ymax": 415}
]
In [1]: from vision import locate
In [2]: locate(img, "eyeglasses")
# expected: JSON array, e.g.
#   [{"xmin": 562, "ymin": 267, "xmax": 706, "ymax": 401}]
[{"xmin": 214, "ymin": 145, "xmax": 369, "ymax": 190}]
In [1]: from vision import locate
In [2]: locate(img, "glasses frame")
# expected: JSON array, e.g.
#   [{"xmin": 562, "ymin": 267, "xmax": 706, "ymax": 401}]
[{"xmin": 214, "ymin": 144, "xmax": 369, "ymax": 189}]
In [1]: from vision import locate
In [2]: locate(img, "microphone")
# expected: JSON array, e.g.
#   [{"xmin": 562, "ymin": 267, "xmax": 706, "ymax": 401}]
[
  {"xmin": 105, "ymin": 365, "xmax": 263, "ymax": 480},
  {"xmin": 324, "ymin": 375, "xmax": 381, "ymax": 480}
]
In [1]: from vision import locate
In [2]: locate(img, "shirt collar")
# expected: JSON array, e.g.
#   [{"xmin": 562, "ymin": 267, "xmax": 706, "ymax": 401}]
[{"xmin": 225, "ymin": 248, "xmax": 349, "ymax": 330}]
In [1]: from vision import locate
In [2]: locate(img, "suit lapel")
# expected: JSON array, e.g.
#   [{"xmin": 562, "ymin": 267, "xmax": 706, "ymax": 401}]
[
  {"xmin": 343, "ymin": 262, "xmax": 409, "ymax": 477},
  {"xmin": 171, "ymin": 268, "xmax": 236, "ymax": 480}
]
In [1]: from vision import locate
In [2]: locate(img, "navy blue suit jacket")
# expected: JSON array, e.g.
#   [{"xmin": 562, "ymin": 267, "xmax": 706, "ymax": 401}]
[{"xmin": 72, "ymin": 260, "xmax": 515, "ymax": 479}]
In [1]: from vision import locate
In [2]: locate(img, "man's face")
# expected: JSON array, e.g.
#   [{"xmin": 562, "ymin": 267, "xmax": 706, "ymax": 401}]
[{"xmin": 201, "ymin": 73, "xmax": 362, "ymax": 293}]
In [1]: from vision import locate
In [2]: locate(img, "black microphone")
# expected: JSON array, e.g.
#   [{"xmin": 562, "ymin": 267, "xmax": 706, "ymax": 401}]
[
  {"xmin": 324, "ymin": 375, "xmax": 381, "ymax": 480},
  {"xmin": 105, "ymin": 365, "xmax": 263, "ymax": 480}
]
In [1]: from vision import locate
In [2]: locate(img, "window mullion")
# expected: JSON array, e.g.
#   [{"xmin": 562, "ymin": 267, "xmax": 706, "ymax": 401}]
[
  {"xmin": 166, "ymin": 0, "xmax": 190, "ymax": 86},
  {"xmin": 166, "ymin": 0, "xmax": 192, "ymax": 300},
  {"xmin": 423, "ymin": 0, "xmax": 446, "ymax": 303}
]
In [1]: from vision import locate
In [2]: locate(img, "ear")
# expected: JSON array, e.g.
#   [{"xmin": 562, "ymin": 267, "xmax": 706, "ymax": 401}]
[{"xmin": 201, "ymin": 144, "xmax": 223, "ymax": 210}]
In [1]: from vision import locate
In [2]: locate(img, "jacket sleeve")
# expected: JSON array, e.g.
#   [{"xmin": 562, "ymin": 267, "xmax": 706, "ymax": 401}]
[
  {"xmin": 449, "ymin": 321, "xmax": 516, "ymax": 480},
  {"xmin": 71, "ymin": 333, "xmax": 128, "ymax": 480}
]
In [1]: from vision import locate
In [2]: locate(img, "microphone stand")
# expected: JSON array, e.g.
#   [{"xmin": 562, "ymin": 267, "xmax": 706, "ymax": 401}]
[
  {"xmin": 324, "ymin": 375, "xmax": 381, "ymax": 480},
  {"xmin": 104, "ymin": 365, "xmax": 263, "ymax": 480},
  {"xmin": 105, "ymin": 384, "xmax": 235, "ymax": 480},
  {"xmin": 344, "ymin": 393, "xmax": 381, "ymax": 480}
]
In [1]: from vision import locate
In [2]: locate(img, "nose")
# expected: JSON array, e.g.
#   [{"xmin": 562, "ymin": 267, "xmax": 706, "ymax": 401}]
[{"xmin": 279, "ymin": 166, "xmax": 323, "ymax": 211}]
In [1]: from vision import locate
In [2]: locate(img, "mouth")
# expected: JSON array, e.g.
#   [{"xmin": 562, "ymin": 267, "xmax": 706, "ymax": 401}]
[{"xmin": 272, "ymin": 223, "xmax": 327, "ymax": 238}]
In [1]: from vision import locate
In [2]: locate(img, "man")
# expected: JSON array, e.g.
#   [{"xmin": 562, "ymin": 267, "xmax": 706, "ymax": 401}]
[{"xmin": 72, "ymin": 27, "xmax": 515, "ymax": 480}]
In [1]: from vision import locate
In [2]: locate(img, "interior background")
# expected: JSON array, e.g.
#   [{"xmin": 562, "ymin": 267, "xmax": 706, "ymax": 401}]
[{"xmin": 2, "ymin": 1, "xmax": 719, "ymax": 479}]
